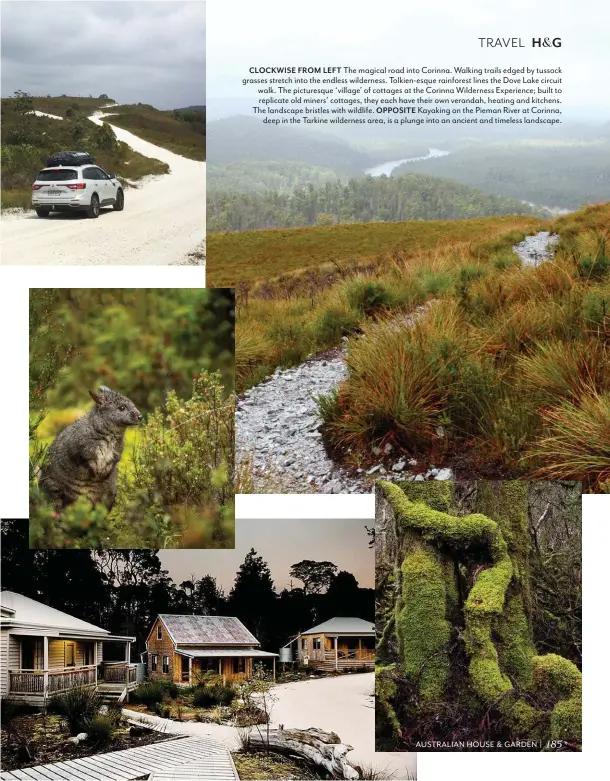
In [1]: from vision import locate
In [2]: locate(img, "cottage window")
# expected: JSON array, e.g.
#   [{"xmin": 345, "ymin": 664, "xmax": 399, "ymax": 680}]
[
  {"xmin": 312, "ymin": 638, "xmax": 321, "ymax": 650},
  {"xmin": 157, "ymin": 624, "xmax": 162, "ymax": 640},
  {"xmin": 21, "ymin": 638, "xmax": 44, "ymax": 670},
  {"xmin": 233, "ymin": 657, "xmax": 246, "ymax": 674},
  {"xmin": 162, "ymin": 656, "xmax": 169, "ymax": 674},
  {"xmin": 151, "ymin": 655, "xmax": 158, "ymax": 672},
  {"xmin": 301, "ymin": 638, "xmax": 306, "ymax": 650}
]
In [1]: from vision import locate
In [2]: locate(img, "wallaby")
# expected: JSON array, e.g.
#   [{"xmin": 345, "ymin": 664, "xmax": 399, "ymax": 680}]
[{"xmin": 39, "ymin": 386, "xmax": 142, "ymax": 511}]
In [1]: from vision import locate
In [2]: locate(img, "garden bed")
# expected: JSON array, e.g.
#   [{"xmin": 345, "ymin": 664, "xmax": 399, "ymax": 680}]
[
  {"xmin": 233, "ymin": 749, "xmax": 322, "ymax": 780},
  {"xmin": 0, "ymin": 712, "xmax": 172, "ymax": 773}
]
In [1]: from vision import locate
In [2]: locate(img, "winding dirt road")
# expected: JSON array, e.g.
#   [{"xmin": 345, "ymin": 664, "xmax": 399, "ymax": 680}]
[{"xmin": 1, "ymin": 109, "xmax": 205, "ymax": 265}]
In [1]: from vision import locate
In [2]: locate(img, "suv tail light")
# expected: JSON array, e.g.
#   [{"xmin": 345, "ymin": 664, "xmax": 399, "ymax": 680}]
[
  {"xmin": 32, "ymin": 184, "xmax": 43, "ymax": 190},
  {"xmin": 67, "ymin": 183, "xmax": 86, "ymax": 190}
]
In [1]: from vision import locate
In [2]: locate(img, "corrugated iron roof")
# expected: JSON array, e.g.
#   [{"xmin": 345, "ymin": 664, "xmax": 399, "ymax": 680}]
[
  {"xmin": 299, "ymin": 616, "xmax": 375, "ymax": 636},
  {"xmin": 176, "ymin": 648, "xmax": 279, "ymax": 658},
  {"xmin": 158, "ymin": 615, "xmax": 259, "ymax": 646}
]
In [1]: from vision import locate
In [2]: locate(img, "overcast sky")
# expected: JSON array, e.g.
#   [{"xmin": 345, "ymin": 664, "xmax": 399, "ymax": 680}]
[
  {"xmin": 207, "ymin": 0, "xmax": 608, "ymax": 120},
  {"xmin": 1, "ymin": 0, "xmax": 205, "ymax": 109},
  {"xmin": 159, "ymin": 519, "xmax": 374, "ymax": 592}
]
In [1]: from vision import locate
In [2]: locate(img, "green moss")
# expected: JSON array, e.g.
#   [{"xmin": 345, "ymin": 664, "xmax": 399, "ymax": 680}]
[
  {"xmin": 382, "ymin": 481, "xmax": 508, "ymax": 561},
  {"xmin": 494, "ymin": 592, "xmax": 534, "ymax": 688},
  {"xmin": 531, "ymin": 653, "xmax": 581, "ymax": 697},
  {"xmin": 397, "ymin": 480, "xmax": 453, "ymax": 512},
  {"xmin": 379, "ymin": 481, "xmax": 581, "ymax": 746},
  {"xmin": 549, "ymin": 696, "xmax": 582, "ymax": 742},
  {"xmin": 397, "ymin": 539, "xmax": 451, "ymax": 702},
  {"xmin": 375, "ymin": 665, "xmax": 400, "ymax": 735},
  {"xmin": 532, "ymin": 652, "xmax": 582, "ymax": 738}
]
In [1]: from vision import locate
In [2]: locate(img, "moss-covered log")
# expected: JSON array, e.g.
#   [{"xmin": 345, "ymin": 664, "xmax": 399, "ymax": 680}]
[{"xmin": 375, "ymin": 480, "xmax": 582, "ymax": 750}]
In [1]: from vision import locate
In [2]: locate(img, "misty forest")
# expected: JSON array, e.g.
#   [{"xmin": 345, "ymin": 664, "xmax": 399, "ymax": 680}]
[{"xmin": 207, "ymin": 115, "xmax": 610, "ymax": 234}]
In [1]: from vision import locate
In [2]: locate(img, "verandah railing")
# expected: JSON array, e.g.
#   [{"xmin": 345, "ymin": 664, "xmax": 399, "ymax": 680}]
[{"xmin": 9, "ymin": 665, "xmax": 97, "ymax": 695}]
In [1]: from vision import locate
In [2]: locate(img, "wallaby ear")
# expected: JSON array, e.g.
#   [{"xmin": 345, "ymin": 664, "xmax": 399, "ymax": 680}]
[{"xmin": 89, "ymin": 390, "xmax": 103, "ymax": 405}]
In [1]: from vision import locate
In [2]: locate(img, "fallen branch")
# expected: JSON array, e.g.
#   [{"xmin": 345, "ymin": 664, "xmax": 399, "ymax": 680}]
[{"xmin": 247, "ymin": 726, "xmax": 360, "ymax": 779}]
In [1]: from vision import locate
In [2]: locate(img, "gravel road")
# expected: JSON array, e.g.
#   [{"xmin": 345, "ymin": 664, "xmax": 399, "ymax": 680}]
[{"xmin": 1, "ymin": 110, "xmax": 205, "ymax": 265}]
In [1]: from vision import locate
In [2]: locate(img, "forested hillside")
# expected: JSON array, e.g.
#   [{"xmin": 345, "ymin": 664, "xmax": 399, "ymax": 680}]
[
  {"xmin": 208, "ymin": 173, "xmax": 548, "ymax": 233},
  {"xmin": 208, "ymin": 115, "xmax": 376, "ymax": 172},
  {"xmin": 398, "ymin": 139, "xmax": 610, "ymax": 209},
  {"xmin": 208, "ymin": 161, "xmax": 341, "ymax": 194}
]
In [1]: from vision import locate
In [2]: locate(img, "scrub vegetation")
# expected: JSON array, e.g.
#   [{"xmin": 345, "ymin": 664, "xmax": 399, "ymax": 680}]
[
  {"xmin": 233, "ymin": 202, "xmax": 608, "ymax": 490},
  {"xmin": 105, "ymin": 104, "xmax": 206, "ymax": 161},
  {"xmin": 0, "ymin": 92, "xmax": 169, "ymax": 211},
  {"xmin": 317, "ymin": 205, "xmax": 610, "ymax": 490},
  {"xmin": 29, "ymin": 289, "xmax": 235, "ymax": 549},
  {"xmin": 213, "ymin": 213, "xmax": 545, "ymax": 286},
  {"xmin": 375, "ymin": 480, "xmax": 582, "ymax": 751}
]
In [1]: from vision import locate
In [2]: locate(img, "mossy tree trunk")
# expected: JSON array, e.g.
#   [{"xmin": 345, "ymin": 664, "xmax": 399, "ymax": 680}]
[{"xmin": 375, "ymin": 480, "xmax": 582, "ymax": 750}]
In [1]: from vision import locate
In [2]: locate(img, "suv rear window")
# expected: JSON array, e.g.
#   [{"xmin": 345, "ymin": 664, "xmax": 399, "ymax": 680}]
[{"xmin": 37, "ymin": 169, "xmax": 78, "ymax": 181}]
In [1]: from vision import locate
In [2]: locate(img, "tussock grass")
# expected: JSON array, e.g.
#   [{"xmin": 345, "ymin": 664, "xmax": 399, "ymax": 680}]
[
  {"xmin": 210, "ymin": 215, "xmax": 546, "ymax": 286},
  {"xmin": 237, "ymin": 202, "xmax": 610, "ymax": 489}
]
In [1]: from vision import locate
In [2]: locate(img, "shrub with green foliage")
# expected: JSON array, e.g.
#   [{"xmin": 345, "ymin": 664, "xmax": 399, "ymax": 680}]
[{"xmin": 50, "ymin": 687, "xmax": 101, "ymax": 735}]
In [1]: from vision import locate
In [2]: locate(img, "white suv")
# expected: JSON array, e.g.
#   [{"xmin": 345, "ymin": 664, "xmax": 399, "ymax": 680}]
[{"xmin": 32, "ymin": 165, "xmax": 124, "ymax": 218}]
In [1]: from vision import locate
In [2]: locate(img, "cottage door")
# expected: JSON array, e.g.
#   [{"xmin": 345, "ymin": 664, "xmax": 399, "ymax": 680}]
[{"xmin": 181, "ymin": 655, "xmax": 190, "ymax": 683}]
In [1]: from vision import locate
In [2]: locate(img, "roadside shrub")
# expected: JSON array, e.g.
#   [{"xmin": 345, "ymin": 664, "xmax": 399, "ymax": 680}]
[
  {"xmin": 342, "ymin": 278, "xmax": 395, "ymax": 315},
  {"xmin": 50, "ymin": 688, "xmax": 101, "ymax": 735}
]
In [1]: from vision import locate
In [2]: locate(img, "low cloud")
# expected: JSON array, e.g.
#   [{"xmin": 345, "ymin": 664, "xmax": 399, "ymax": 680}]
[{"xmin": 1, "ymin": 0, "xmax": 205, "ymax": 109}]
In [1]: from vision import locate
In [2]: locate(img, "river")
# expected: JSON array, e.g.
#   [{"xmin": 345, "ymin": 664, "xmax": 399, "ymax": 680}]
[{"xmin": 364, "ymin": 147, "xmax": 450, "ymax": 177}]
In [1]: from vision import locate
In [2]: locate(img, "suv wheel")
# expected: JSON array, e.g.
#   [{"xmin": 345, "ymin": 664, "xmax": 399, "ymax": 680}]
[
  {"xmin": 87, "ymin": 194, "xmax": 100, "ymax": 219},
  {"xmin": 35, "ymin": 208, "xmax": 51, "ymax": 218},
  {"xmin": 113, "ymin": 189, "xmax": 124, "ymax": 211}
]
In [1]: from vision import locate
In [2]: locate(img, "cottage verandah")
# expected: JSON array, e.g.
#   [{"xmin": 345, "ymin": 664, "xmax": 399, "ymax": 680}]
[
  {"xmin": 1, "ymin": 591, "xmax": 138, "ymax": 705},
  {"xmin": 288, "ymin": 617, "xmax": 376, "ymax": 671}
]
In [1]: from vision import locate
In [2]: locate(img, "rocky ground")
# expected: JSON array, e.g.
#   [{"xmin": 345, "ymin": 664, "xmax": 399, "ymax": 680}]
[{"xmin": 236, "ymin": 231, "xmax": 557, "ymax": 493}]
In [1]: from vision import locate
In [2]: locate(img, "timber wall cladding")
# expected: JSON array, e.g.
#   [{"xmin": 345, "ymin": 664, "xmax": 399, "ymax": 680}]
[{"xmin": 147, "ymin": 617, "xmax": 176, "ymax": 680}]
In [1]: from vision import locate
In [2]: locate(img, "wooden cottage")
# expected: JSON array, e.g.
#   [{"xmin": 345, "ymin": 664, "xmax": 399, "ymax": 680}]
[
  {"xmin": 0, "ymin": 590, "xmax": 138, "ymax": 705},
  {"xmin": 291, "ymin": 617, "xmax": 375, "ymax": 671},
  {"xmin": 146, "ymin": 614, "xmax": 278, "ymax": 685}
]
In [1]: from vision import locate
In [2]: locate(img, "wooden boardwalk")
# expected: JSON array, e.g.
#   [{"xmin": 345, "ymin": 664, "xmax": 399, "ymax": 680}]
[{"xmin": 0, "ymin": 735, "xmax": 239, "ymax": 781}]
